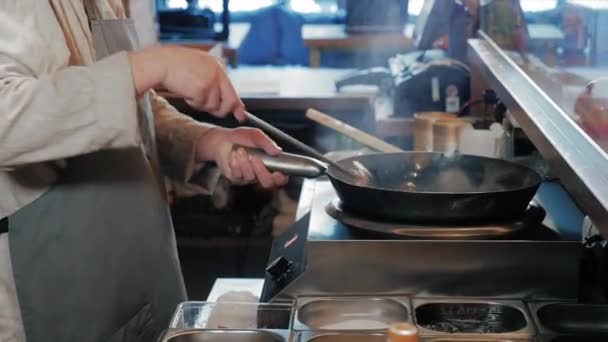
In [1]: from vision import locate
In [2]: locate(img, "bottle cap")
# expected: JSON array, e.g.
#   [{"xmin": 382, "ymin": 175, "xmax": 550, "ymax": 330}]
[{"xmin": 387, "ymin": 322, "xmax": 419, "ymax": 342}]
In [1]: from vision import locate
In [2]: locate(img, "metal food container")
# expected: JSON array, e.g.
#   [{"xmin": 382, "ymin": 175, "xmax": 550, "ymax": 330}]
[
  {"xmin": 413, "ymin": 299, "xmax": 535, "ymax": 340},
  {"xmin": 295, "ymin": 332, "xmax": 525, "ymax": 342},
  {"xmin": 169, "ymin": 301, "xmax": 293, "ymax": 330},
  {"xmin": 295, "ymin": 332, "xmax": 386, "ymax": 342},
  {"xmin": 164, "ymin": 330, "xmax": 287, "ymax": 342},
  {"xmin": 422, "ymin": 339, "xmax": 527, "ymax": 342},
  {"xmin": 529, "ymin": 302, "xmax": 608, "ymax": 341},
  {"xmin": 161, "ymin": 302, "xmax": 293, "ymax": 342},
  {"xmin": 292, "ymin": 296, "xmax": 412, "ymax": 331}
]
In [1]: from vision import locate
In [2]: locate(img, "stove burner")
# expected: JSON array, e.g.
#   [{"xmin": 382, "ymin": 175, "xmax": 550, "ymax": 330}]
[{"xmin": 325, "ymin": 198, "xmax": 546, "ymax": 240}]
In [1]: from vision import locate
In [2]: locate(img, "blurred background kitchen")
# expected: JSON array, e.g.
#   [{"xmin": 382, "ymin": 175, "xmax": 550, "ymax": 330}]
[{"xmin": 128, "ymin": 0, "xmax": 608, "ymax": 301}]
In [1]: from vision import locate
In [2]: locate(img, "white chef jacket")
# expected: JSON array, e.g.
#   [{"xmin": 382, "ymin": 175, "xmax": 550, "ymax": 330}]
[
  {"xmin": 0, "ymin": 0, "xmax": 219, "ymax": 219},
  {"xmin": 0, "ymin": 1, "xmax": 219, "ymax": 340}
]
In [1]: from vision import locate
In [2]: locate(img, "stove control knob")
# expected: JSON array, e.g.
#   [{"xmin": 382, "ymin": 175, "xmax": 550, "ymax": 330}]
[{"xmin": 266, "ymin": 256, "xmax": 293, "ymax": 282}]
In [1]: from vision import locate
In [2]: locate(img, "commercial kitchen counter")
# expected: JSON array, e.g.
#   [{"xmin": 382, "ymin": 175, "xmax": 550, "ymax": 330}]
[{"xmin": 176, "ymin": 278, "xmax": 607, "ymax": 341}]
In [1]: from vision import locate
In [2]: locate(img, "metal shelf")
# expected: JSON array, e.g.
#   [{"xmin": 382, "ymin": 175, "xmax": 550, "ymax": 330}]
[{"xmin": 468, "ymin": 32, "xmax": 608, "ymax": 237}]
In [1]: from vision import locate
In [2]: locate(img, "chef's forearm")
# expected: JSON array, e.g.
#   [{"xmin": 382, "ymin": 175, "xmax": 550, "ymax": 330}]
[
  {"xmin": 151, "ymin": 93, "xmax": 217, "ymax": 184},
  {"xmin": 128, "ymin": 46, "xmax": 166, "ymax": 97}
]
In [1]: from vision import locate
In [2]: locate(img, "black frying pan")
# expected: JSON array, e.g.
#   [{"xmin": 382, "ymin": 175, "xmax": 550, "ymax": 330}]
[
  {"xmin": 243, "ymin": 112, "xmax": 542, "ymax": 223},
  {"xmin": 249, "ymin": 149, "xmax": 542, "ymax": 223}
]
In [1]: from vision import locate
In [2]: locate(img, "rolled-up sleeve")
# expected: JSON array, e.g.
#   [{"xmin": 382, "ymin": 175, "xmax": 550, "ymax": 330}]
[
  {"xmin": 0, "ymin": 2, "xmax": 139, "ymax": 167},
  {"xmin": 151, "ymin": 93, "xmax": 221, "ymax": 195}
]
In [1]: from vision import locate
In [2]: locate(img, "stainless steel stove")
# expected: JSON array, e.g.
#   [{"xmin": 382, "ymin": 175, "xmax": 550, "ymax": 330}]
[{"xmin": 260, "ymin": 178, "xmax": 582, "ymax": 303}]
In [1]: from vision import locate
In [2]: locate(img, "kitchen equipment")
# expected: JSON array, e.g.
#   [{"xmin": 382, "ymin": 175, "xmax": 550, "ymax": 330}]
[
  {"xmin": 305, "ymin": 109, "xmax": 403, "ymax": 153},
  {"xmin": 163, "ymin": 330, "xmax": 286, "ymax": 342},
  {"xmin": 432, "ymin": 119, "xmax": 464, "ymax": 154},
  {"xmin": 334, "ymin": 56, "xmax": 470, "ymax": 117},
  {"xmin": 244, "ymin": 112, "xmax": 362, "ymax": 178},
  {"xmin": 393, "ymin": 59, "xmax": 470, "ymax": 117},
  {"xmin": 458, "ymin": 122, "xmax": 507, "ymax": 159},
  {"xmin": 324, "ymin": 198, "xmax": 546, "ymax": 240},
  {"xmin": 296, "ymin": 333, "xmax": 386, "ymax": 342},
  {"xmin": 260, "ymin": 178, "xmax": 581, "ymax": 303},
  {"xmin": 413, "ymin": 112, "xmax": 460, "ymax": 152},
  {"xmin": 244, "ymin": 109, "xmax": 541, "ymax": 223},
  {"xmin": 292, "ymin": 296, "xmax": 412, "ymax": 331},
  {"xmin": 335, "ymin": 68, "xmax": 394, "ymax": 93},
  {"xmin": 161, "ymin": 301, "xmax": 293, "ymax": 342},
  {"xmin": 537, "ymin": 303, "xmax": 608, "ymax": 334},
  {"xmin": 250, "ymin": 150, "xmax": 542, "ymax": 223},
  {"xmin": 529, "ymin": 302, "xmax": 608, "ymax": 340},
  {"xmin": 413, "ymin": 299, "xmax": 534, "ymax": 339}
]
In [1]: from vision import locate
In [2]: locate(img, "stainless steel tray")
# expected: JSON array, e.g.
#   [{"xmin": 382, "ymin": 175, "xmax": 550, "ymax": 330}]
[
  {"xmin": 422, "ymin": 339, "xmax": 529, "ymax": 342},
  {"xmin": 296, "ymin": 331, "xmax": 527, "ymax": 342},
  {"xmin": 169, "ymin": 301, "xmax": 294, "ymax": 330},
  {"xmin": 292, "ymin": 296, "xmax": 412, "ymax": 331},
  {"xmin": 160, "ymin": 301, "xmax": 294, "ymax": 342},
  {"xmin": 529, "ymin": 301, "xmax": 608, "ymax": 341},
  {"xmin": 420, "ymin": 337, "xmax": 535, "ymax": 342},
  {"xmin": 412, "ymin": 298, "xmax": 535, "ymax": 340},
  {"xmin": 162, "ymin": 329, "xmax": 289, "ymax": 342},
  {"xmin": 295, "ymin": 332, "xmax": 386, "ymax": 342},
  {"xmin": 539, "ymin": 335, "xmax": 608, "ymax": 342}
]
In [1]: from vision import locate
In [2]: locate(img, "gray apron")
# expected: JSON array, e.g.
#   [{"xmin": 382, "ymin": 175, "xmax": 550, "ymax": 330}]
[{"xmin": 8, "ymin": 3, "xmax": 187, "ymax": 341}]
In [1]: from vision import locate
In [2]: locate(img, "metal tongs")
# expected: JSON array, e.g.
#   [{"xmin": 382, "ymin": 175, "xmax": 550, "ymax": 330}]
[{"xmin": 243, "ymin": 111, "xmax": 366, "ymax": 179}]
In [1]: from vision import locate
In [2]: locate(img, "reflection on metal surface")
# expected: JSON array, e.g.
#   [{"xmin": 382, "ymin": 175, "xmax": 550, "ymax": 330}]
[
  {"xmin": 169, "ymin": 302, "xmax": 293, "ymax": 330},
  {"xmin": 164, "ymin": 330, "xmax": 285, "ymax": 342},
  {"xmin": 416, "ymin": 303, "xmax": 526, "ymax": 333},
  {"xmin": 529, "ymin": 301, "xmax": 608, "ymax": 340},
  {"xmin": 537, "ymin": 303, "xmax": 608, "ymax": 335},
  {"xmin": 413, "ymin": 299, "xmax": 535, "ymax": 340},
  {"xmin": 468, "ymin": 35, "xmax": 608, "ymax": 237},
  {"xmin": 294, "ymin": 297, "xmax": 411, "ymax": 331},
  {"xmin": 425, "ymin": 339, "xmax": 518, "ymax": 342},
  {"xmin": 302, "ymin": 333, "xmax": 385, "ymax": 342},
  {"xmin": 545, "ymin": 335, "xmax": 608, "ymax": 342}
]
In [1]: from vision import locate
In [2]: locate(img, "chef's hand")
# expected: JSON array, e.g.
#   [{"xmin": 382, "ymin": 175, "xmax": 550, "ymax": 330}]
[
  {"xmin": 196, "ymin": 127, "xmax": 289, "ymax": 189},
  {"xmin": 128, "ymin": 45, "xmax": 247, "ymax": 121}
]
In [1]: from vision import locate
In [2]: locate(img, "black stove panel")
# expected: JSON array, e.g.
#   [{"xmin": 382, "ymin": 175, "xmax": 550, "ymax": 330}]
[{"xmin": 261, "ymin": 213, "xmax": 309, "ymax": 302}]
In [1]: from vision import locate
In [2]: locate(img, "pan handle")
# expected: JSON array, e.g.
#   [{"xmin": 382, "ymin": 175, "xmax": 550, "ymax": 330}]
[{"xmin": 236, "ymin": 146, "xmax": 327, "ymax": 178}]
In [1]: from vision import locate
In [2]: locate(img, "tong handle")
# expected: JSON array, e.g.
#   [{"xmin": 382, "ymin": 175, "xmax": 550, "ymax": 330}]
[
  {"xmin": 234, "ymin": 146, "xmax": 326, "ymax": 178},
  {"xmin": 244, "ymin": 111, "xmax": 353, "ymax": 176}
]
